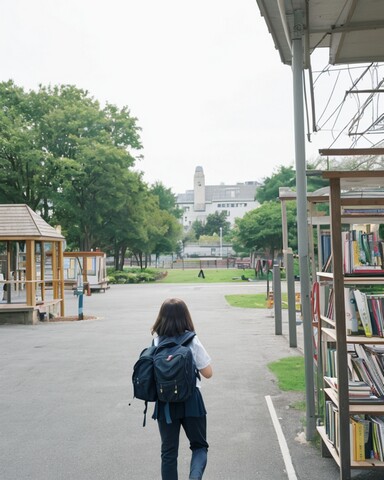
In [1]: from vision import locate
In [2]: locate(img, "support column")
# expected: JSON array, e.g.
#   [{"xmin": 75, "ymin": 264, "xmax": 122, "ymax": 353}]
[
  {"xmin": 58, "ymin": 241, "xmax": 65, "ymax": 316},
  {"xmin": 26, "ymin": 240, "xmax": 36, "ymax": 307},
  {"xmin": 52, "ymin": 242, "xmax": 58, "ymax": 299},
  {"xmin": 292, "ymin": 9, "xmax": 316, "ymax": 440}
]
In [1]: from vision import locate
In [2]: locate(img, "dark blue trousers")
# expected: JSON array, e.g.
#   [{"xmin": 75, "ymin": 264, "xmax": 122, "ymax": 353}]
[{"xmin": 157, "ymin": 415, "xmax": 208, "ymax": 480}]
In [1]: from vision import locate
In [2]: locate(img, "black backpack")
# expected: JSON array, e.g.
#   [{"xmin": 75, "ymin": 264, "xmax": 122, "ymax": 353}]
[{"xmin": 132, "ymin": 331, "xmax": 198, "ymax": 426}]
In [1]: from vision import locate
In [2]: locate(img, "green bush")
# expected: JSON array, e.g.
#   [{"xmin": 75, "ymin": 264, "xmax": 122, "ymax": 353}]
[{"xmin": 107, "ymin": 267, "xmax": 164, "ymax": 284}]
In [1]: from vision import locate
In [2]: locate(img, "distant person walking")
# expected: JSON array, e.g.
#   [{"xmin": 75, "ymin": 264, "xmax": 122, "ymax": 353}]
[{"xmin": 151, "ymin": 298, "xmax": 213, "ymax": 480}]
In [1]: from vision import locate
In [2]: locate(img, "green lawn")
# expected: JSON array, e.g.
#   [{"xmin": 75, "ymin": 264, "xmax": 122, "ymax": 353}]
[
  {"xmin": 225, "ymin": 293, "xmax": 288, "ymax": 309},
  {"xmin": 158, "ymin": 268, "xmax": 266, "ymax": 284},
  {"xmin": 268, "ymin": 356, "xmax": 305, "ymax": 391}
]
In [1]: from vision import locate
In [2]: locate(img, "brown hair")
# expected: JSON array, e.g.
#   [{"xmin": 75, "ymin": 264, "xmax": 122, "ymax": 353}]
[{"xmin": 151, "ymin": 298, "xmax": 195, "ymax": 337}]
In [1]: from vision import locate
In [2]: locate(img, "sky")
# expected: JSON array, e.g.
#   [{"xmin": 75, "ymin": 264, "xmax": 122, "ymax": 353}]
[{"xmin": 0, "ymin": 0, "xmax": 355, "ymax": 194}]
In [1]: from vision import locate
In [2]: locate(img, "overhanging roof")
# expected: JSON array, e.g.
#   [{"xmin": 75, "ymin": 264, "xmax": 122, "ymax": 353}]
[
  {"xmin": 0, "ymin": 204, "xmax": 65, "ymax": 241},
  {"xmin": 255, "ymin": 0, "xmax": 384, "ymax": 66}
]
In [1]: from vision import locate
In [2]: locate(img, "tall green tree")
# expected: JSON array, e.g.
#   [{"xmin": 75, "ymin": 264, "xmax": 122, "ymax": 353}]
[
  {"xmin": 150, "ymin": 181, "xmax": 182, "ymax": 219},
  {"xmin": 256, "ymin": 166, "xmax": 296, "ymax": 204},
  {"xmin": 0, "ymin": 81, "xmax": 142, "ymax": 251},
  {"xmin": 256, "ymin": 164, "xmax": 329, "ymax": 204},
  {"xmin": 191, "ymin": 211, "xmax": 231, "ymax": 239},
  {"xmin": 204, "ymin": 211, "xmax": 231, "ymax": 237},
  {"xmin": 233, "ymin": 201, "xmax": 297, "ymax": 258},
  {"xmin": 191, "ymin": 220, "xmax": 205, "ymax": 240}
]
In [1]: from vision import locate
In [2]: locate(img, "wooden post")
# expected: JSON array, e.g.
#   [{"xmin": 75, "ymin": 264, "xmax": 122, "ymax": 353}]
[
  {"xmin": 52, "ymin": 242, "xmax": 58, "ymax": 300},
  {"xmin": 329, "ymin": 177, "xmax": 351, "ymax": 479},
  {"xmin": 41, "ymin": 242, "xmax": 45, "ymax": 301},
  {"xmin": 26, "ymin": 240, "xmax": 36, "ymax": 307},
  {"xmin": 58, "ymin": 241, "xmax": 65, "ymax": 316}
]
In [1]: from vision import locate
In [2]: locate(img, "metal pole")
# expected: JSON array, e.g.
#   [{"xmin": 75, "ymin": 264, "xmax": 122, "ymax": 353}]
[
  {"xmin": 286, "ymin": 250, "xmax": 297, "ymax": 348},
  {"xmin": 78, "ymin": 292, "xmax": 84, "ymax": 320},
  {"xmin": 77, "ymin": 273, "xmax": 84, "ymax": 320},
  {"xmin": 280, "ymin": 197, "xmax": 288, "ymax": 267},
  {"xmin": 273, "ymin": 264, "xmax": 282, "ymax": 335},
  {"xmin": 292, "ymin": 9, "xmax": 316, "ymax": 441}
]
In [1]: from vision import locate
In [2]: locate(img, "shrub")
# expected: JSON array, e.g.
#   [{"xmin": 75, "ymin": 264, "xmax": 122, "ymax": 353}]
[{"xmin": 107, "ymin": 267, "xmax": 165, "ymax": 284}]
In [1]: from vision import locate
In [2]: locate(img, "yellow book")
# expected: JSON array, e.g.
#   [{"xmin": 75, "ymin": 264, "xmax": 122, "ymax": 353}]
[
  {"xmin": 352, "ymin": 239, "xmax": 360, "ymax": 269},
  {"xmin": 351, "ymin": 417, "xmax": 365, "ymax": 461}
]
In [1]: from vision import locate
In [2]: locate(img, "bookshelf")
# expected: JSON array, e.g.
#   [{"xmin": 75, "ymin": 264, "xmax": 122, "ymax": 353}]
[{"xmin": 316, "ymin": 171, "xmax": 384, "ymax": 480}]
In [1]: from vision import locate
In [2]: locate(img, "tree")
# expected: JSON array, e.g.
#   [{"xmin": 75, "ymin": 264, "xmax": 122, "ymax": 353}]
[
  {"xmin": 191, "ymin": 211, "xmax": 231, "ymax": 239},
  {"xmin": 233, "ymin": 201, "xmax": 297, "ymax": 258},
  {"xmin": 191, "ymin": 220, "xmax": 205, "ymax": 240},
  {"xmin": 204, "ymin": 211, "xmax": 231, "ymax": 237},
  {"xmin": 149, "ymin": 182, "xmax": 182, "ymax": 219},
  {"xmin": 98, "ymin": 171, "xmax": 148, "ymax": 269},
  {"xmin": 256, "ymin": 166, "xmax": 296, "ymax": 204},
  {"xmin": 256, "ymin": 163, "xmax": 329, "ymax": 204},
  {"xmin": 0, "ymin": 81, "xmax": 143, "ymax": 250}
]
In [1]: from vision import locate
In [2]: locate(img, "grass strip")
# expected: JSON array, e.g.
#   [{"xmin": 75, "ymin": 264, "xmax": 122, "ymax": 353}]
[{"xmin": 267, "ymin": 356, "xmax": 305, "ymax": 391}]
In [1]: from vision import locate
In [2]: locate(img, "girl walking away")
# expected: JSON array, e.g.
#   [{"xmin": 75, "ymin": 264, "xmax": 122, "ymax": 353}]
[{"xmin": 151, "ymin": 298, "xmax": 213, "ymax": 480}]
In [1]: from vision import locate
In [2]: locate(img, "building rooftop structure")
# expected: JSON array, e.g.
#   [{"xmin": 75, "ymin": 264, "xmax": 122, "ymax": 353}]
[{"xmin": 176, "ymin": 166, "xmax": 260, "ymax": 229}]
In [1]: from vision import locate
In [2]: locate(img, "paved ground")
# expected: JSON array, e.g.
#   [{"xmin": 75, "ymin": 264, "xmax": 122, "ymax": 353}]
[{"xmin": 0, "ymin": 281, "xmax": 382, "ymax": 479}]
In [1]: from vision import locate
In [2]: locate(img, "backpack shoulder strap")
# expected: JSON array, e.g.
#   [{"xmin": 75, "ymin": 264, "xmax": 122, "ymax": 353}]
[
  {"xmin": 157, "ymin": 331, "xmax": 196, "ymax": 350},
  {"xmin": 179, "ymin": 330, "xmax": 196, "ymax": 346}
]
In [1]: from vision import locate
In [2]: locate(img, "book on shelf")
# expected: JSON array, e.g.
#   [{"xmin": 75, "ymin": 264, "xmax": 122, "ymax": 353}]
[
  {"xmin": 325, "ymin": 400, "xmax": 339, "ymax": 450},
  {"xmin": 321, "ymin": 232, "xmax": 331, "ymax": 272},
  {"xmin": 324, "ymin": 376, "xmax": 373, "ymax": 400},
  {"xmin": 347, "ymin": 288, "xmax": 384, "ymax": 338},
  {"xmin": 325, "ymin": 287, "xmax": 334, "ymax": 320},
  {"xmin": 350, "ymin": 416, "xmax": 374, "ymax": 461},
  {"xmin": 328, "ymin": 412, "xmax": 375, "ymax": 461},
  {"xmin": 353, "ymin": 290, "xmax": 373, "ymax": 337},
  {"xmin": 368, "ymin": 416, "xmax": 384, "ymax": 461},
  {"xmin": 344, "ymin": 287, "xmax": 359, "ymax": 334},
  {"xmin": 350, "ymin": 416, "xmax": 365, "ymax": 461},
  {"xmin": 342, "ymin": 229, "xmax": 384, "ymax": 275},
  {"xmin": 353, "ymin": 344, "xmax": 384, "ymax": 398},
  {"xmin": 325, "ymin": 287, "xmax": 384, "ymax": 337},
  {"xmin": 326, "ymin": 347, "xmax": 337, "ymax": 377},
  {"xmin": 343, "ymin": 208, "xmax": 384, "ymax": 215}
]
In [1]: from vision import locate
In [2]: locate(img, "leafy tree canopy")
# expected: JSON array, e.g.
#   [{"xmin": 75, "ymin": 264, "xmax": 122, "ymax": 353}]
[
  {"xmin": 149, "ymin": 181, "xmax": 182, "ymax": 219},
  {"xmin": 0, "ymin": 80, "xmax": 142, "ymax": 250},
  {"xmin": 191, "ymin": 211, "xmax": 231, "ymax": 239},
  {"xmin": 204, "ymin": 211, "xmax": 231, "ymax": 237},
  {"xmin": 233, "ymin": 201, "xmax": 297, "ymax": 258},
  {"xmin": 256, "ymin": 163, "xmax": 329, "ymax": 204}
]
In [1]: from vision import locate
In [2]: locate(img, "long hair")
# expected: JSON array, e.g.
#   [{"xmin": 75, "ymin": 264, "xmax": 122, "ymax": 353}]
[{"xmin": 151, "ymin": 298, "xmax": 195, "ymax": 337}]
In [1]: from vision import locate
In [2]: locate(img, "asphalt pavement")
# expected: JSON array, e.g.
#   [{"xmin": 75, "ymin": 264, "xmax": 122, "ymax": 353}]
[{"xmin": 0, "ymin": 281, "xmax": 382, "ymax": 479}]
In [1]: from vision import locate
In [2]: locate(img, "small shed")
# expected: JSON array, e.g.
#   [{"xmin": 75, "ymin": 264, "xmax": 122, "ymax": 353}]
[
  {"xmin": 0, "ymin": 204, "xmax": 65, "ymax": 324},
  {"xmin": 63, "ymin": 250, "xmax": 108, "ymax": 292}
]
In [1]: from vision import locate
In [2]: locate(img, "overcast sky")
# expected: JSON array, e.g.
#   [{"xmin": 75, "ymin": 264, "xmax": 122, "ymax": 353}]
[{"xmin": 0, "ymin": 0, "xmax": 337, "ymax": 193}]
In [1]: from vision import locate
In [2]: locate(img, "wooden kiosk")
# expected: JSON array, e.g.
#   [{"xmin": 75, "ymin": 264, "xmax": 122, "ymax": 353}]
[
  {"xmin": 63, "ymin": 250, "xmax": 108, "ymax": 292},
  {"xmin": 0, "ymin": 204, "xmax": 65, "ymax": 324}
]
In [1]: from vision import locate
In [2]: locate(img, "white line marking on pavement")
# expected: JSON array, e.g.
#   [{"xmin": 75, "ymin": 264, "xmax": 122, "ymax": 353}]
[{"xmin": 265, "ymin": 395, "xmax": 298, "ymax": 480}]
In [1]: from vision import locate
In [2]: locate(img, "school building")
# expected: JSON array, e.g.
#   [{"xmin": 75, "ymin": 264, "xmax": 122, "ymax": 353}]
[{"xmin": 176, "ymin": 166, "xmax": 260, "ymax": 231}]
